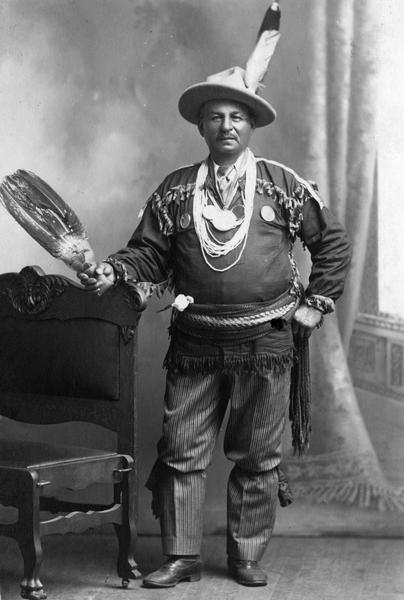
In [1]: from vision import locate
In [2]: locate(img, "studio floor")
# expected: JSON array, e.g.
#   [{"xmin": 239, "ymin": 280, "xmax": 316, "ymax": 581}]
[{"xmin": 0, "ymin": 533, "xmax": 403, "ymax": 600}]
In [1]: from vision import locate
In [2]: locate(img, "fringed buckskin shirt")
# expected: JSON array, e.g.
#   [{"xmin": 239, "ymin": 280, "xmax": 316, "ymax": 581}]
[{"xmin": 108, "ymin": 154, "xmax": 352, "ymax": 373}]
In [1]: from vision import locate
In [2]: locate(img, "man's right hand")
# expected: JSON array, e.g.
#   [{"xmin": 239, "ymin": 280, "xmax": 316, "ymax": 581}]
[{"xmin": 77, "ymin": 262, "xmax": 116, "ymax": 295}]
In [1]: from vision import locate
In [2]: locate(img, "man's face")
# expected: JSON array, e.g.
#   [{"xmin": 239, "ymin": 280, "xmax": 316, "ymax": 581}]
[{"xmin": 198, "ymin": 100, "xmax": 255, "ymax": 162}]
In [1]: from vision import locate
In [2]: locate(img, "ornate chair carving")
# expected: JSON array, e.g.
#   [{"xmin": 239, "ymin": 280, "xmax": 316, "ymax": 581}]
[{"xmin": 0, "ymin": 266, "xmax": 147, "ymax": 599}]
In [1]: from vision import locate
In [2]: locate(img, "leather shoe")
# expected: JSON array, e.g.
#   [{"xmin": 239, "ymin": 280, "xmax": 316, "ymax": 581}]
[
  {"xmin": 227, "ymin": 557, "xmax": 268, "ymax": 586},
  {"xmin": 143, "ymin": 557, "xmax": 202, "ymax": 588}
]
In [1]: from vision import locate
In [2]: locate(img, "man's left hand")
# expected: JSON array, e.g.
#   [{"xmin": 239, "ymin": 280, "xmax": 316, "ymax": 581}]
[{"xmin": 292, "ymin": 305, "xmax": 323, "ymax": 341}]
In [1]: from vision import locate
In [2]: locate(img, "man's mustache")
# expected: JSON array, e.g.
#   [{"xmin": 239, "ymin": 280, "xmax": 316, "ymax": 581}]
[{"xmin": 217, "ymin": 135, "xmax": 238, "ymax": 140}]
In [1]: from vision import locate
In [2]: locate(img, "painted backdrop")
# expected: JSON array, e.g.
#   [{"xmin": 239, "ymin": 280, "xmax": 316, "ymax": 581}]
[{"xmin": 0, "ymin": 0, "xmax": 402, "ymax": 536}]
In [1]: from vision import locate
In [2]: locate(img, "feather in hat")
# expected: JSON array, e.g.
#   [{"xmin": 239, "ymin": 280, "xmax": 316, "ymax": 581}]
[
  {"xmin": 244, "ymin": 2, "xmax": 281, "ymax": 92},
  {"xmin": 0, "ymin": 170, "xmax": 94, "ymax": 272}
]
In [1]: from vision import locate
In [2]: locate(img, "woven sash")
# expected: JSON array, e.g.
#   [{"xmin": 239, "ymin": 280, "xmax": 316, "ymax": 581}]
[{"xmin": 172, "ymin": 290, "xmax": 298, "ymax": 345}]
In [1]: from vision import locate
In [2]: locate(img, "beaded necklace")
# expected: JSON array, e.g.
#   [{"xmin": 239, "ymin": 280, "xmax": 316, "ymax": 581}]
[{"xmin": 193, "ymin": 148, "xmax": 256, "ymax": 272}]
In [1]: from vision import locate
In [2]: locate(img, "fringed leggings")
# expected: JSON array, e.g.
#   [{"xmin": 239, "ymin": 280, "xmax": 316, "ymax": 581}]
[{"xmin": 146, "ymin": 366, "xmax": 291, "ymax": 561}]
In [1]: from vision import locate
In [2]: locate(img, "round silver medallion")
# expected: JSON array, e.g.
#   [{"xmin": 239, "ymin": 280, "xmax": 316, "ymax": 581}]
[{"xmin": 202, "ymin": 205, "xmax": 240, "ymax": 231}]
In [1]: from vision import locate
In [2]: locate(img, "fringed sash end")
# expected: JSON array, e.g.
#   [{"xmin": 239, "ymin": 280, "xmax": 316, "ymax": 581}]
[
  {"xmin": 277, "ymin": 467, "xmax": 294, "ymax": 507},
  {"xmin": 289, "ymin": 335, "xmax": 311, "ymax": 455}
]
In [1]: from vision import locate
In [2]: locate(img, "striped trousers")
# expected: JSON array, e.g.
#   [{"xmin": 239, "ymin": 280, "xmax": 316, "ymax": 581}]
[{"xmin": 152, "ymin": 366, "xmax": 291, "ymax": 561}]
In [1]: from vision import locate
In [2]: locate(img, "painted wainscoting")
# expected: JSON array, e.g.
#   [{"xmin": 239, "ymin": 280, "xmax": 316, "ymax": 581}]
[
  {"xmin": 349, "ymin": 313, "xmax": 404, "ymax": 403},
  {"xmin": 347, "ymin": 314, "xmax": 404, "ymax": 497}
]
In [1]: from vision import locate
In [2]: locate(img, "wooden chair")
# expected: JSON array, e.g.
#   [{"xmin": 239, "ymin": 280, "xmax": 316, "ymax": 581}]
[{"xmin": 0, "ymin": 266, "xmax": 147, "ymax": 600}]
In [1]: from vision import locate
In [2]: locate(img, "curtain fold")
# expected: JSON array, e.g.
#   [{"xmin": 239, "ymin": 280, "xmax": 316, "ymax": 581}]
[
  {"xmin": 339, "ymin": 0, "xmax": 378, "ymax": 347},
  {"xmin": 326, "ymin": 0, "xmax": 353, "ymax": 223},
  {"xmin": 284, "ymin": 0, "xmax": 404, "ymax": 511}
]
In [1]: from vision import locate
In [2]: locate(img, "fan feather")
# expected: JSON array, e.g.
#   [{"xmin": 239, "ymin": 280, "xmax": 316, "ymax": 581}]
[{"xmin": 0, "ymin": 170, "xmax": 93, "ymax": 271}]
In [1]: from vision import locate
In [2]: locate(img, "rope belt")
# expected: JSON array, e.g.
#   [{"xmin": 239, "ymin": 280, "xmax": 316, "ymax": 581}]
[
  {"xmin": 178, "ymin": 302, "xmax": 296, "ymax": 329},
  {"xmin": 172, "ymin": 291, "xmax": 299, "ymax": 345}
]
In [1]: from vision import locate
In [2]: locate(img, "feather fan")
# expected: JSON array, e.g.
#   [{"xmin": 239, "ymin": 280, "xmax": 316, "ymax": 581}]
[
  {"xmin": 0, "ymin": 170, "xmax": 94, "ymax": 272},
  {"xmin": 244, "ymin": 2, "xmax": 281, "ymax": 92}
]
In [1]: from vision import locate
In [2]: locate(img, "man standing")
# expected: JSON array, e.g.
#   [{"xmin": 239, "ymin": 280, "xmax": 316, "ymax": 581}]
[{"xmin": 79, "ymin": 65, "xmax": 351, "ymax": 587}]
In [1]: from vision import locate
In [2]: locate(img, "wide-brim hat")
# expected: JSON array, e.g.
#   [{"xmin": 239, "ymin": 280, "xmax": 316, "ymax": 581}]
[{"xmin": 178, "ymin": 66, "xmax": 276, "ymax": 128}]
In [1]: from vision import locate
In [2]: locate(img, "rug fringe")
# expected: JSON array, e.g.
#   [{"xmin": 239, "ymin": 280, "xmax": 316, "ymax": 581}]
[{"xmin": 292, "ymin": 480, "xmax": 404, "ymax": 512}]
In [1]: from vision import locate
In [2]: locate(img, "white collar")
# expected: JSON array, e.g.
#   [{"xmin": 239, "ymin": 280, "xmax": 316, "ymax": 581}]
[{"xmin": 212, "ymin": 149, "xmax": 249, "ymax": 179}]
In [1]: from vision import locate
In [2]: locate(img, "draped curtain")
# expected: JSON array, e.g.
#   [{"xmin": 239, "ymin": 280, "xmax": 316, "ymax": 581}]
[{"xmin": 284, "ymin": 0, "xmax": 404, "ymax": 511}]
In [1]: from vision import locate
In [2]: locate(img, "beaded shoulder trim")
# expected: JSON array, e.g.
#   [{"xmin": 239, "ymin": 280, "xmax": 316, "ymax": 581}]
[
  {"xmin": 151, "ymin": 175, "xmax": 322, "ymax": 242},
  {"xmin": 151, "ymin": 183, "xmax": 195, "ymax": 236},
  {"xmin": 256, "ymin": 178, "xmax": 320, "ymax": 242}
]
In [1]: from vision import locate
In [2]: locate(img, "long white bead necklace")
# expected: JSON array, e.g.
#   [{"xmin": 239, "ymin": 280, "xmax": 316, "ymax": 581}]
[{"xmin": 193, "ymin": 149, "xmax": 256, "ymax": 272}]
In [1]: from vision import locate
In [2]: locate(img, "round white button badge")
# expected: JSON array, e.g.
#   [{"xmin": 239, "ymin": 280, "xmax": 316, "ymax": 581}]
[
  {"xmin": 260, "ymin": 205, "xmax": 275, "ymax": 222},
  {"xmin": 180, "ymin": 213, "xmax": 191, "ymax": 229}
]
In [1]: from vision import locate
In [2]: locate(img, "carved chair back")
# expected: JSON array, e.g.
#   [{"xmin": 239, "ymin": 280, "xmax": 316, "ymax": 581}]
[{"xmin": 0, "ymin": 266, "xmax": 146, "ymax": 456}]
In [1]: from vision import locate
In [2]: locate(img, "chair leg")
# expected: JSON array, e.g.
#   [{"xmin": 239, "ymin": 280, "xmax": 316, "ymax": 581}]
[
  {"xmin": 18, "ymin": 471, "xmax": 47, "ymax": 600},
  {"xmin": 114, "ymin": 462, "xmax": 142, "ymax": 585}
]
